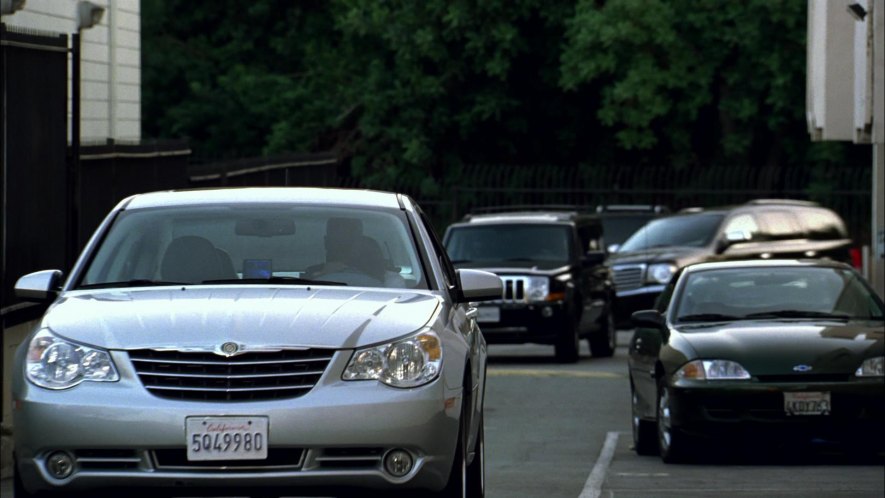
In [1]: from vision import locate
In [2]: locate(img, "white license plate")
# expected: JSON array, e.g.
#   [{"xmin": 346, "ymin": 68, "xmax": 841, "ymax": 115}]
[
  {"xmin": 477, "ymin": 306, "xmax": 500, "ymax": 323},
  {"xmin": 186, "ymin": 416, "xmax": 268, "ymax": 461},
  {"xmin": 784, "ymin": 392, "xmax": 831, "ymax": 416}
]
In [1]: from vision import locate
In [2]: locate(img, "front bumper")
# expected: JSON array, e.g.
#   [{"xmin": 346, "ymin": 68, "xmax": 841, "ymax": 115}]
[
  {"xmin": 667, "ymin": 379, "xmax": 885, "ymax": 446},
  {"xmin": 13, "ymin": 351, "xmax": 461, "ymax": 495},
  {"xmin": 475, "ymin": 301, "xmax": 569, "ymax": 344}
]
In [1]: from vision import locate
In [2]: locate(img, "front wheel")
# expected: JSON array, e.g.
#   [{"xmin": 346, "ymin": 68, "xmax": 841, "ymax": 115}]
[
  {"xmin": 657, "ymin": 380, "xmax": 695, "ymax": 463},
  {"xmin": 589, "ymin": 310, "xmax": 616, "ymax": 357},
  {"xmin": 555, "ymin": 319, "xmax": 580, "ymax": 363},
  {"xmin": 438, "ymin": 409, "xmax": 485, "ymax": 497},
  {"xmin": 631, "ymin": 388, "xmax": 658, "ymax": 456}
]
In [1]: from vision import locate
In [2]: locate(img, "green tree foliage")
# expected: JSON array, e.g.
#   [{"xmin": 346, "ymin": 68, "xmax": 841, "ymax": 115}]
[{"xmin": 142, "ymin": 0, "xmax": 866, "ymax": 186}]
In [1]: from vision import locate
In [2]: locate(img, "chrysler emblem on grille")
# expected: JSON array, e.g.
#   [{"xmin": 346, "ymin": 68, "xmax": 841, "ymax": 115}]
[
  {"xmin": 219, "ymin": 342, "xmax": 240, "ymax": 357},
  {"xmin": 792, "ymin": 364, "xmax": 813, "ymax": 373}
]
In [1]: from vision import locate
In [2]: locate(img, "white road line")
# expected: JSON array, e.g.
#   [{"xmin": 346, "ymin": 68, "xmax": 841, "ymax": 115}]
[{"xmin": 579, "ymin": 431, "xmax": 620, "ymax": 498}]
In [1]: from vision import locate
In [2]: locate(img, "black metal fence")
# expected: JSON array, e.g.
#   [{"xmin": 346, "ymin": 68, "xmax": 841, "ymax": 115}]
[{"xmin": 0, "ymin": 25, "xmax": 69, "ymax": 311}]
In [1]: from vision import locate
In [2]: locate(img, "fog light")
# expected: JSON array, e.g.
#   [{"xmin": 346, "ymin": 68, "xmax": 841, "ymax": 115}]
[
  {"xmin": 46, "ymin": 451, "xmax": 74, "ymax": 479},
  {"xmin": 541, "ymin": 306, "xmax": 554, "ymax": 318},
  {"xmin": 384, "ymin": 449, "xmax": 413, "ymax": 477}
]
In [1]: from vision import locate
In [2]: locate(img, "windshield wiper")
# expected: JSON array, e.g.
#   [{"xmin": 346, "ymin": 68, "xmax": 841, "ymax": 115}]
[
  {"xmin": 677, "ymin": 313, "xmax": 743, "ymax": 322},
  {"xmin": 201, "ymin": 276, "xmax": 346, "ymax": 286},
  {"xmin": 78, "ymin": 279, "xmax": 189, "ymax": 289},
  {"xmin": 743, "ymin": 310, "xmax": 850, "ymax": 320}
]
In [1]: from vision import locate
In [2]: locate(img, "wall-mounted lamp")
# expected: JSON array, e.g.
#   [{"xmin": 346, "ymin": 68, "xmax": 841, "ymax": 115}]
[
  {"xmin": 847, "ymin": 3, "xmax": 867, "ymax": 21},
  {"xmin": 0, "ymin": 0, "xmax": 26, "ymax": 16},
  {"xmin": 76, "ymin": 1, "xmax": 105, "ymax": 29}
]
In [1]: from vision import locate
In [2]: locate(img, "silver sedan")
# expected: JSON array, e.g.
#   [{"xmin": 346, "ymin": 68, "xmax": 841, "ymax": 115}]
[{"xmin": 12, "ymin": 187, "xmax": 501, "ymax": 497}]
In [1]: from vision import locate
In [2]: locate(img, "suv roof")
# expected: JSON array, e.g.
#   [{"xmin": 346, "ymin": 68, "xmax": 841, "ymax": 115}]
[
  {"xmin": 460, "ymin": 209, "xmax": 600, "ymax": 225},
  {"xmin": 678, "ymin": 198, "xmax": 820, "ymax": 214},
  {"xmin": 596, "ymin": 204, "xmax": 670, "ymax": 214}
]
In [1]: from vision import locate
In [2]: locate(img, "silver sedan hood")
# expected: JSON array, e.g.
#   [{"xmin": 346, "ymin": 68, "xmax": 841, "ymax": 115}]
[{"xmin": 43, "ymin": 287, "xmax": 441, "ymax": 350}]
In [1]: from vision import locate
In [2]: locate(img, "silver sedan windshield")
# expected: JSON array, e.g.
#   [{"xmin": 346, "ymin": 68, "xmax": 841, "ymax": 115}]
[{"xmin": 80, "ymin": 205, "xmax": 427, "ymax": 289}]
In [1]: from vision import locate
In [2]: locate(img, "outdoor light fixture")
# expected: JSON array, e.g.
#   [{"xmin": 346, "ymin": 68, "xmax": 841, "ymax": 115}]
[
  {"xmin": 76, "ymin": 1, "xmax": 104, "ymax": 30},
  {"xmin": 0, "ymin": 0, "xmax": 27, "ymax": 16},
  {"xmin": 847, "ymin": 3, "xmax": 867, "ymax": 21}
]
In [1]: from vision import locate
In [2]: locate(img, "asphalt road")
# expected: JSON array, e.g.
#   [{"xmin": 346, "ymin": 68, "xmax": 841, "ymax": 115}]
[
  {"xmin": 4, "ymin": 331, "xmax": 884, "ymax": 497},
  {"xmin": 484, "ymin": 332, "xmax": 885, "ymax": 498}
]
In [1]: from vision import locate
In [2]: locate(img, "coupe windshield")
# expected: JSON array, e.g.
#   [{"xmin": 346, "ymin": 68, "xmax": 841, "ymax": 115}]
[
  {"xmin": 619, "ymin": 213, "xmax": 724, "ymax": 251},
  {"xmin": 445, "ymin": 224, "xmax": 572, "ymax": 266},
  {"xmin": 79, "ymin": 205, "xmax": 427, "ymax": 289},
  {"xmin": 675, "ymin": 267, "xmax": 884, "ymax": 322}
]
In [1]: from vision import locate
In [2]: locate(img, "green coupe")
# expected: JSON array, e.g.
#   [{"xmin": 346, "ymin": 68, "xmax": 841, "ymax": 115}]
[{"xmin": 628, "ymin": 259, "xmax": 884, "ymax": 463}]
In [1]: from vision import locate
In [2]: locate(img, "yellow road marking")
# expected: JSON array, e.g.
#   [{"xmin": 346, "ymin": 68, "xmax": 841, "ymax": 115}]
[{"xmin": 488, "ymin": 368, "xmax": 624, "ymax": 379}]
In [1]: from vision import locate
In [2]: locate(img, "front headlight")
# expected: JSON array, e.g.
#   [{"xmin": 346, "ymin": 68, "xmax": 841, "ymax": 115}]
[
  {"xmin": 675, "ymin": 359, "xmax": 751, "ymax": 381},
  {"xmin": 856, "ymin": 357, "xmax": 884, "ymax": 377},
  {"xmin": 647, "ymin": 263, "xmax": 677, "ymax": 284},
  {"xmin": 525, "ymin": 276, "xmax": 550, "ymax": 302},
  {"xmin": 343, "ymin": 330, "xmax": 442, "ymax": 388},
  {"xmin": 26, "ymin": 329, "xmax": 119, "ymax": 389}
]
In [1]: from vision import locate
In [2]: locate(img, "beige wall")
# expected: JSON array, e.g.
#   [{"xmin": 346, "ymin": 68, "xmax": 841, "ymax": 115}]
[{"xmin": 1, "ymin": 0, "xmax": 141, "ymax": 142}]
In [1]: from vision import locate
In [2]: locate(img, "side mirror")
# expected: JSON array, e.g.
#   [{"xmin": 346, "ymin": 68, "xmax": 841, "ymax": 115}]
[
  {"xmin": 583, "ymin": 250, "xmax": 606, "ymax": 267},
  {"xmin": 456, "ymin": 269, "xmax": 502, "ymax": 303},
  {"xmin": 15, "ymin": 269, "xmax": 64, "ymax": 302},
  {"xmin": 717, "ymin": 230, "xmax": 751, "ymax": 254},
  {"xmin": 631, "ymin": 309, "xmax": 669, "ymax": 341},
  {"xmin": 607, "ymin": 243, "xmax": 621, "ymax": 254}
]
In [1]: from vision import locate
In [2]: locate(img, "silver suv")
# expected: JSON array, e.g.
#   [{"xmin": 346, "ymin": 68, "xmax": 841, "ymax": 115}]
[{"xmin": 12, "ymin": 187, "xmax": 501, "ymax": 497}]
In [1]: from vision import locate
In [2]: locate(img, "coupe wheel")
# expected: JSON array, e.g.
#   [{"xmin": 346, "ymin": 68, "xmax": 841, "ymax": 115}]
[
  {"xmin": 589, "ymin": 310, "xmax": 616, "ymax": 357},
  {"xmin": 439, "ymin": 392, "xmax": 484, "ymax": 497},
  {"xmin": 657, "ymin": 380, "xmax": 694, "ymax": 463},
  {"xmin": 631, "ymin": 388, "xmax": 658, "ymax": 456}
]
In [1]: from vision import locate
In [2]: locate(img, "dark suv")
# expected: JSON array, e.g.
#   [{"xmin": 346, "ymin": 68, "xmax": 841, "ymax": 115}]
[
  {"xmin": 443, "ymin": 210, "xmax": 617, "ymax": 362},
  {"xmin": 595, "ymin": 204, "xmax": 670, "ymax": 253},
  {"xmin": 607, "ymin": 199, "xmax": 852, "ymax": 323}
]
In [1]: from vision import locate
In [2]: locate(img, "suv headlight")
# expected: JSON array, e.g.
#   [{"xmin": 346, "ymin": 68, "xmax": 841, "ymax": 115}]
[
  {"xmin": 856, "ymin": 357, "xmax": 884, "ymax": 377},
  {"xmin": 343, "ymin": 330, "xmax": 442, "ymax": 388},
  {"xmin": 26, "ymin": 329, "xmax": 119, "ymax": 389},
  {"xmin": 647, "ymin": 263, "xmax": 677, "ymax": 284},
  {"xmin": 526, "ymin": 276, "xmax": 551, "ymax": 302},
  {"xmin": 675, "ymin": 359, "xmax": 751, "ymax": 380}
]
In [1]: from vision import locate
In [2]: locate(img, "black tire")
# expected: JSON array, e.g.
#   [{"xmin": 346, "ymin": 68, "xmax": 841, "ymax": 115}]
[
  {"xmin": 589, "ymin": 310, "xmax": 616, "ymax": 358},
  {"xmin": 554, "ymin": 319, "xmax": 580, "ymax": 363},
  {"xmin": 13, "ymin": 460, "xmax": 46, "ymax": 498},
  {"xmin": 631, "ymin": 387, "xmax": 658, "ymax": 456},
  {"xmin": 657, "ymin": 379, "xmax": 694, "ymax": 463},
  {"xmin": 439, "ymin": 406, "xmax": 484, "ymax": 497},
  {"xmin": 466, "ymin": 414, "xmax": 485, "ymax": 497}
]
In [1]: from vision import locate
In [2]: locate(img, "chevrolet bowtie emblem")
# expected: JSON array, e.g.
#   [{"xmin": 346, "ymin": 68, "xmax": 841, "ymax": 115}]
[{"xmin": 792, "ymin": 364, "xmax": 813, "ymax": 373}]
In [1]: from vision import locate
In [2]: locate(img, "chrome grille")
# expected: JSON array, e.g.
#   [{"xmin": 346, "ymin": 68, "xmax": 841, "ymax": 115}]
[
  {"xmin": 499, "ymin": 276, "xmax": 528, "ymax": 302},
  {"xmin": 612, "ymin": 264, "xmax": 645, "ymax": 292},
  {"xmin": 130, "ymin": 349, "xmax": 334, "ymax": 402}
]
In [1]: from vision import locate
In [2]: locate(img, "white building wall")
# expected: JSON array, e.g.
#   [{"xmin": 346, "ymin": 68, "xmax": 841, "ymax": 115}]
[{"xmin": 1, "ymin": 0, "xmax": 141, "ymax": 142}]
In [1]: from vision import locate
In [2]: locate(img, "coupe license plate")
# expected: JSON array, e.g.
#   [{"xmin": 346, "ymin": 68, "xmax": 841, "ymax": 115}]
[
  {"xmin": 186, "ymin": 416, "xmax": 268, "ymax": 461},
  {"xmin": 477, "ymin": 306, "xmax": 500, "ymax": 323},
  {"xmin": 784, "ymin": 392, "xmax": 831, "ymax": 416}
]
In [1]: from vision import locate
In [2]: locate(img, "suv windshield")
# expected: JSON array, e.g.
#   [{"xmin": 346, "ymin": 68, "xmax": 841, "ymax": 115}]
[
  {"xmin": 619, "ymin": 213, "xmax": 724, "ymax": 251},
  {"xmin": 79, "ymin": 205, "xmax": 427, "ymax": 289},
  {"xmin": 445, "ymin": 224, "xmax": 572, "ymax": 266}
]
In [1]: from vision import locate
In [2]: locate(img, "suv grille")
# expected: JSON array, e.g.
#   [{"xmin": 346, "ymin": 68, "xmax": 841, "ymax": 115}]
[
  {"xmin": 500, "ymin": 276, "xmax": 528, "ymax": 302},
  {"xmin": 129, "ymin": 349, "xmax": 334, "ymax": 402},
  {"xmin": 612, "ymin": 264, "xmax": 645, "ymax": 292}
]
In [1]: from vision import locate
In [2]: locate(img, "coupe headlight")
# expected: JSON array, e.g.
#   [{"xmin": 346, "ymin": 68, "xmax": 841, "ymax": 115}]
[
  {"xmin": 856, "ymin": 357, "xmax": 884, "ymax": 377},
  {"xmin": 343, "ymin": 330, "xmax": 442, "ymax": 388},
  {"xmin": 526, "ymin": 276, "xmax": 550, "ymax": 302},
  {"xmin": 26, "ymin": 329, "xmax": 119, "ymax": 389},
  {"xmin": 675, "ymin": 359, "xmax": 751, "ymax": 381},
  {"xmin": 647, "ymin": 263, "xmax": 677, "ymax": 284}
]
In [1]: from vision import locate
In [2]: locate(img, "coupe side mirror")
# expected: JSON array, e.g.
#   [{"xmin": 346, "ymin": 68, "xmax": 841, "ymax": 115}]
[{"xmin": 631, "ymin": 309, "xmax": 669, "ymax": 341}]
